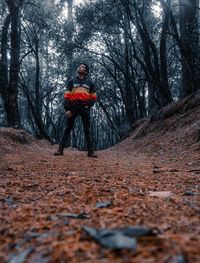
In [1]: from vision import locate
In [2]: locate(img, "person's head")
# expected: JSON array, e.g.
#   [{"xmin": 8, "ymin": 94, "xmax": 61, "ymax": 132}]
[{"xmin": 77, "ymin": 63, "xmax": 89, "ymax": 76}]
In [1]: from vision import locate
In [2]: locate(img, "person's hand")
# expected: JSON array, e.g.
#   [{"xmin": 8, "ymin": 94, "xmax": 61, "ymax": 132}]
[{"xmin": 66, "ymin": 111, "xmax": 72, "ymax": 118}]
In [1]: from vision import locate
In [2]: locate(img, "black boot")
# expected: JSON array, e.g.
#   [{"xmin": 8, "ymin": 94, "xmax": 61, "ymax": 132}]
[
  {"xmin": 54, "ymin": 145, "xmax": 64, "ymax": 156},
  {"xmin": 87, "ymin": 151, "xmax": 97, "ymax": 158}
]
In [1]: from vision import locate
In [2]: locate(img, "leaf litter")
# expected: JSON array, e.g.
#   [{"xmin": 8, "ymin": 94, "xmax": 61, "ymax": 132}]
[{"xmin": 0, "ymin": 123, "xmax": 200, "ymax": 262}]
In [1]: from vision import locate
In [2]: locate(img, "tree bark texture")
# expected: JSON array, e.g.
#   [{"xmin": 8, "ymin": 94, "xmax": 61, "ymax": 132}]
[
  {"xmin": 66, "ymin": 0, "xmax": 74, "ymax": 80},
  {"xmin": 179, "ymin": 0, "xmax": 200, "ymax": 96},
  {"xmin": 5, "ymin": 0, "xmax": 24, "ymax": 127},
  {"xmin": 0, "ymin": 14, "xmax": 10, "ymax": 107}
]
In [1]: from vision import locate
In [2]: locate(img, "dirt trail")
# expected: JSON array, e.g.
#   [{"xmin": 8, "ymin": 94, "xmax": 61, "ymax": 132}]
[{"xmin": 0, "ymin": 123, "xmax": 200, "ymax": 262}]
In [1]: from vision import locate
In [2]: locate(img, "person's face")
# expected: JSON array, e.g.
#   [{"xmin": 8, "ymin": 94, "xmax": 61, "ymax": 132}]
[{"xmin": 77, "ymin": 64, "xmax": 87, "ymax": 75}]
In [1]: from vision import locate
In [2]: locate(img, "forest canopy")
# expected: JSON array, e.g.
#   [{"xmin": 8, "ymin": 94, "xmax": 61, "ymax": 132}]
[{"xmin": 0, "ymin": 0, "xmax": 199, "ymax": 150}]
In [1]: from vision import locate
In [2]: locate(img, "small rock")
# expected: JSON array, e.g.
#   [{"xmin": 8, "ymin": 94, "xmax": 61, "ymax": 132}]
[
  {"xmin": 149, "ymin": 191, "xmax": 173, "ymax": 199},
  {"xmin": 184, "ymin": 190, "xmax": 195, "ymax": 196},
  {"xmin": 96, "ymin": 201, "xmax": 112, "ymax": 208}
]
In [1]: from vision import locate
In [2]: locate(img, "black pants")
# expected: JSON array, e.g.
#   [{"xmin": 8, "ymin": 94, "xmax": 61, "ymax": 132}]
[{"xmin": 60, "ymin": 107, "xmax": 94, "ymax": 153}]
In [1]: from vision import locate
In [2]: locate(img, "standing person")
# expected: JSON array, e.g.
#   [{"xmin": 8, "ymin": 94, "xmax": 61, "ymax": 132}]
[{"xmin": 54, "ymin": 63, "xmax": 97, "ymax": 157}]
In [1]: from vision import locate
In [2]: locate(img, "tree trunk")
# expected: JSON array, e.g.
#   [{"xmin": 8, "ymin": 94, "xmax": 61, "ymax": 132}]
[
  {"xmin": 20, "ymin": 80, "xmax": 52, "ymax": 142},
  {"xmin": 5, "ymin": 0, "xmax": 24, "ymax": 127},
  {"xmin": 35, "ymin": 38, "xmax": 42, "ymax": 118},
  {"xmin": 160, "ymin": 0, "xmax": 173, "ymax": 105},
  {"xmin": 66, "ymin": 0, "xmax": 74, "ymax": 79},
  {"xmin": 124, "ymin": 16, "xmax": 135, "ymax": 125},
  {"xmin": 0, "ymin": 14, "xmax": 10, "ymax": 115},
  {"xmin": 179, "ymin": 0, "xmax": 200, "ymax": 96}
]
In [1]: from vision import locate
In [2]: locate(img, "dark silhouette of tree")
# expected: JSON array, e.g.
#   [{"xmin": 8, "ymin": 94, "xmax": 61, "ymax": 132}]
[
  {"xmin": 0, "ymin": 13, "xmax": 10, "ymax": 120},
  {"xmin": 4, "ymin": 0, "xmax": 24, "ymax": 127},
  {"xmin": 179, "ymin": 0, "xmax": 200, "ymax": 95},
  {"xmin": 164, "ymin": 0, "xmax": 200, "ymax": 96}
]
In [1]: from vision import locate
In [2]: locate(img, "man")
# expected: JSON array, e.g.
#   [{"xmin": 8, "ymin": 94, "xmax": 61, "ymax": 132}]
[{"xmin": 54, "ymin": 63, "xmax": 97, "ymax": 157}]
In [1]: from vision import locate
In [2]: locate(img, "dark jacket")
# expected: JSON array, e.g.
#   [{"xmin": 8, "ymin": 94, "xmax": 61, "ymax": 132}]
[{"xmin": 64, "ymin": 76, "xmax": 97, "ymax": 111}]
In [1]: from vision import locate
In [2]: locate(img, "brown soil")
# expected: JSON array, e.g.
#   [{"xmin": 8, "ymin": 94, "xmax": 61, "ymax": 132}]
[{"xmin": 0, "ymin": 97, "xmax": 200, "ymax": 263}]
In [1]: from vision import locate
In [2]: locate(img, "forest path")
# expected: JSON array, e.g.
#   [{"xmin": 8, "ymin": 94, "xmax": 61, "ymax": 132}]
[{"xmin": 0, "ymin": 139, "xmax": 200, "ymax": 263}]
